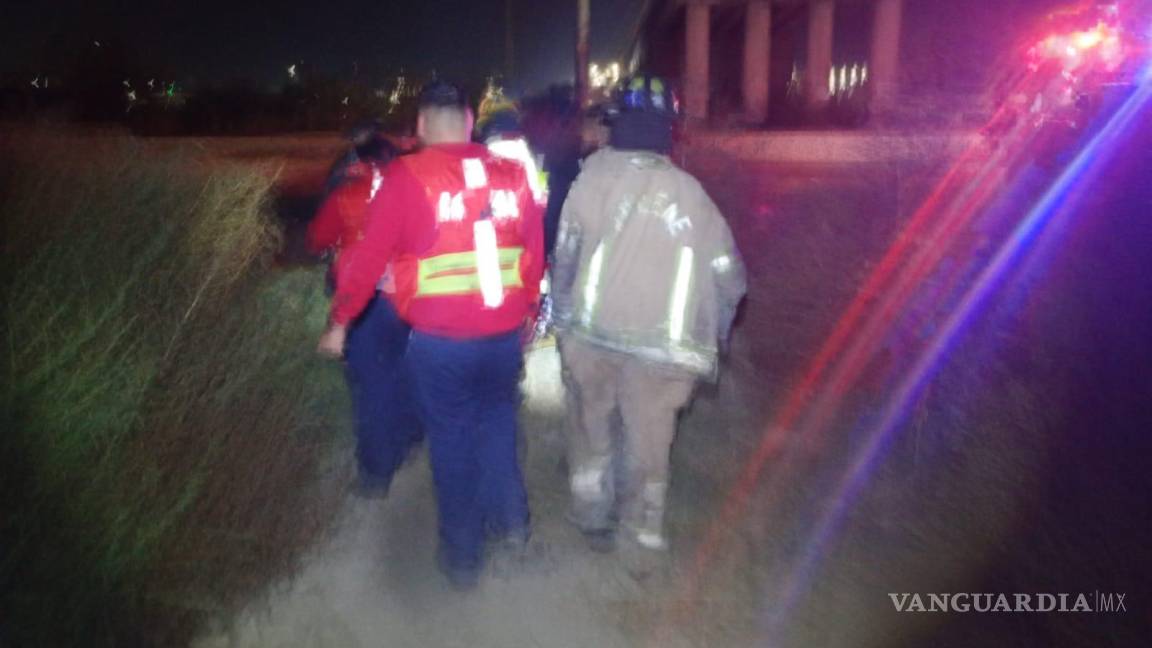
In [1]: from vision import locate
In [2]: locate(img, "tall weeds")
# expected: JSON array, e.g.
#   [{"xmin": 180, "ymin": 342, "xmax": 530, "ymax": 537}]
[{"xmin": 0, "ymin": 130, "xmax": 349, "ymax": 645}]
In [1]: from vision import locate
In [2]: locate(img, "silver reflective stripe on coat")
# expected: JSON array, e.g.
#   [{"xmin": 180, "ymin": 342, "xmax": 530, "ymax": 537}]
[
  {"xmin": 473, "ymin": 219, "xmax": 505, "ymax": 308},
  {"xmin": 668, "ymin": 246, "xmax": 694, "ymax": 342},
  {"xmin": 580, "ymin": 242, "xmax": 606, "ymax": 326}
]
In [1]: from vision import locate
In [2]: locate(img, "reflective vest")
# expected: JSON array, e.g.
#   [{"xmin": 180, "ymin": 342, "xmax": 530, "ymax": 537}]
[
  {"xmin": 486, "ymin": 136, "xmax": 547, "ymax": 205},
  {"xmin": 390, "ymin": 148, "xmax": 535, "ymax": 332}
]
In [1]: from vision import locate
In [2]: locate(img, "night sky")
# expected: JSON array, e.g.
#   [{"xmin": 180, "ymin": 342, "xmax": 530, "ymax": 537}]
[{"xmin": 1, "ymin": 0, "xmax": 646, "ymax": 91}]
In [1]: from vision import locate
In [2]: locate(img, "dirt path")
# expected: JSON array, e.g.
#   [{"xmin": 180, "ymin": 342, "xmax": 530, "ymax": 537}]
[
  {"xmin": 192, "ymin": 345, "xmax": 699, "ymax": 648},
  {"xmin": 191, "ymin": 143, "xmax": 706, "ymax": 648}
]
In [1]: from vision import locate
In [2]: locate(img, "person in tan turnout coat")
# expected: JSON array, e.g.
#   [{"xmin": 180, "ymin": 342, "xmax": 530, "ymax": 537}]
[{"xmin": 552, "ymin": 75, "xmax": 746, "ymax": 561}]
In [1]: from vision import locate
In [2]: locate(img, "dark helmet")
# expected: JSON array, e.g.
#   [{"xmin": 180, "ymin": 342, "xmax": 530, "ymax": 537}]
[
  {"xmin": 606, "ymin": 74, "xmax": 679, "ymax": 154},
  {"xmin": 477, "ymin": 109, "xmax": 522, "ymax": 142},
  {"xmin": 345, "ymin": 118, "xmax": 383, "ymax": 145},
  {"xmin": 614, "ymin": 74, "xmax": 680, "ymax": 117},
  {"xmin": 418, "ymin": 80, "xmax": 469, "ymax": 109},
  {"xmin": 355, "ymin": 133, "xmax": 398, "ymax": 163}
]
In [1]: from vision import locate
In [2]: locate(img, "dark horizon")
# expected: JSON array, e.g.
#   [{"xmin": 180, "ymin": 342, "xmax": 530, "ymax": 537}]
[{"xmin": 1, "ymin": 0, "xmax": 646, "ymax": 92}]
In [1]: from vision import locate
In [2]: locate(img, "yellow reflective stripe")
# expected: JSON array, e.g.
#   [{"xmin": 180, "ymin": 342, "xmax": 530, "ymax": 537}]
[
  {"xmin": 417, "ymin": 247, "xmax": 523, "ymax": 297},
  {"xmin": 419, "ymin": 270, "xmax": 522, "ymax": 296},
  {"xmin": 420, "ymin": 247, "xmax": 522, "ymax": 276}
]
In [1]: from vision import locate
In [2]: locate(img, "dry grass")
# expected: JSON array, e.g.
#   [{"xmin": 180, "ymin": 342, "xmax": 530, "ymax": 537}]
[{"xmin": 0, "ymin": 129, "xmax": 349, "ymax": 646}]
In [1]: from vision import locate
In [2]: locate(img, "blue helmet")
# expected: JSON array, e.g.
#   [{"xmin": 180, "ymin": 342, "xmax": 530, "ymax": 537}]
[{"xmin": 614, "ymin": 74, "xmax": 680, "ymax": 117}]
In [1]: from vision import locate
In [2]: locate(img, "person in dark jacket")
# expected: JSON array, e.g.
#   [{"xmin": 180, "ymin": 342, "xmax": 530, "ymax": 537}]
[
  {"xmin": 310, "ymin": 129, "xmax": 420, "ymax": 499},
  {"xmin": 324, "ymin": 119, "xmax": 388, "ymax": 196}
]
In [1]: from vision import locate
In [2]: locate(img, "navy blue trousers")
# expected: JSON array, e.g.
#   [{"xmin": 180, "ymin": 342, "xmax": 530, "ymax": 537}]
[
  {"xmin": 407, "ymin": 330, "xmax": 529, "ymax": 572},
  {"xmin": 344, "ymin": 295, "xmax": 421, "ymax": 487}
]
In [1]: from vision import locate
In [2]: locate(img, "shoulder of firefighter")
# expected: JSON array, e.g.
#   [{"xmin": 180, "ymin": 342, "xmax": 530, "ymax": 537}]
[
  {"xmin": 551, "ymin": 147, "xmax": 747, "ymax": 379},
  {"xmin": 308, "ymin": 162, "xmax": 384, "ymax": 255}
]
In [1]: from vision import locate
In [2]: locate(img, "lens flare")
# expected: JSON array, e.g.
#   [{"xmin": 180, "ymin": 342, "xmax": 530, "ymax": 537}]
[{"xmin": 764, "ymin": 69, "xmax": 1152, "ymax": 641}]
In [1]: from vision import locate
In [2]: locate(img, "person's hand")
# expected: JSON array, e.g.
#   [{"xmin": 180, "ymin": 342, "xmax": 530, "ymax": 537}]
[{"xmin": 317, "ymin": 324, "xmax": 348, "ymax": 359}]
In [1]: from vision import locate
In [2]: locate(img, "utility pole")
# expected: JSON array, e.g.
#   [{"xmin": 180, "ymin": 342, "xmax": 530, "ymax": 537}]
[
  {"xmin": 576, "ymin": 0, "xmax": 590, "ymax": 107},
  {"xmin": 505, "ymin": 0, "xmax": 515, "ymax": 84}
]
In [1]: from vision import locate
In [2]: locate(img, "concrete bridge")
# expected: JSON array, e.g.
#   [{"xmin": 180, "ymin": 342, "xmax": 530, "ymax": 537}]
[{"xmin": 629, "ymin": 0, "xmax": 908, "ymax": 124}]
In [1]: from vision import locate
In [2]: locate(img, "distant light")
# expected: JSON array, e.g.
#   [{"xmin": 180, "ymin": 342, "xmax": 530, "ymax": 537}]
[
  {"xmin": 829, "ymin": 62, "xmax": 867, "ymax": 97},
  {"xmin": 589, "ymin": 61, "xmax": 621, "ymax": 90},
  {"xmin": 388, "ymin": 75, "xmax": 408, "ymax": 112},
  {"xmin": 589, "ymin": 63, "xmax": 602, "ymax": 88},
  {"xmin": 287, "ymin": 64, "xmax": 297, "ymax": 79}
]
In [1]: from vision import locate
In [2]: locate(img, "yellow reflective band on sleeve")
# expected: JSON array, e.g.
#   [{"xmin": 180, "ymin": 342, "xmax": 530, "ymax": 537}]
[{"xmin": 416, "ymin": 247, "xmax": 524, "ymax": 297}]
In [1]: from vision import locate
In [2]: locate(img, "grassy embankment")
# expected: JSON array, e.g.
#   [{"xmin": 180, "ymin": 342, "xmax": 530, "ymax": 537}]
[{"xmin": 0, "ymin": 130, "xmax": 349, "ymax": 645}]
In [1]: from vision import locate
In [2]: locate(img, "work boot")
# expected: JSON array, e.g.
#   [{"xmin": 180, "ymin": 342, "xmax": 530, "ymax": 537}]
[
  {"xmin": 489, "ymin": 530, "xmax": 558, "ymax": 579},
  {"xmin": 620, "ymin": 484, "xmax": 668, "ymax": 575},
  {"xmin": 437, "ymin": 550, "xmax": 481, "ymax": 592},
  {"xmin": 619, "ymin": 531, "xmax": 668, "ymax": 580},
  {"xmin": 352, "ymin": 471, "xmax": 392, "ymax": 500}
]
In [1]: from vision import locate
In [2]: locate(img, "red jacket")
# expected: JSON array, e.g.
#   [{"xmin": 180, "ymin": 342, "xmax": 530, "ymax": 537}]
[
  {"xmin": 307, "ymin": 161, "xmax": 380, "ymax": 283},
  {"xmin": 332, "ymin": 143, "xmax": 544, "ymax": 338}
]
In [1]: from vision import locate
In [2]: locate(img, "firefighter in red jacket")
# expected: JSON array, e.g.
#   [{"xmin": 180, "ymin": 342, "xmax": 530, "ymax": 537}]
[
  {"xmin": 308, "ymin": 135, "xmax": 422, "ymax": 499},
  {"xmin": 309, "ymin": 134, "xmax": 394, "ymax": 293},
  {"xmin": 318, "ymin": 82, "xmax": 545, "ymax": 590}
]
